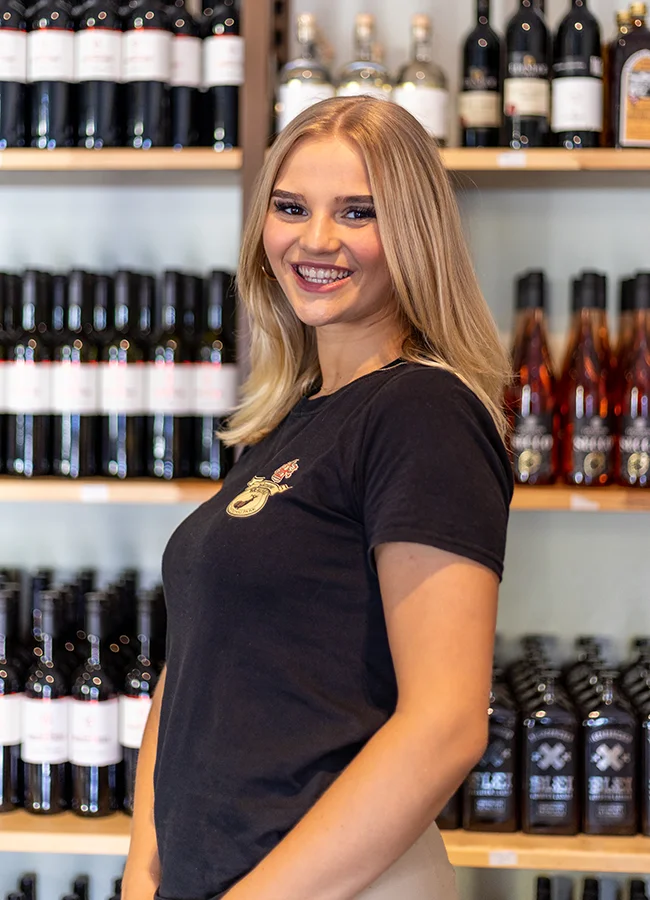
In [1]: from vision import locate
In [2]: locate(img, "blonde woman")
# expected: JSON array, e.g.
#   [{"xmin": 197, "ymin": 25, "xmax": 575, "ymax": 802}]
[{"xmin": 124, "ymin": 97, "xmax": 513, "ymax": 900}]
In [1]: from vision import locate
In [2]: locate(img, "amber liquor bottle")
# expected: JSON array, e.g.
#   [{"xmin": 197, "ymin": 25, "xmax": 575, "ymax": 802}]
[
  {"xmin": 559, "ymin": 272, "xmax": 614, "ymax": 486},
  {"xmin": 611, "ymin": 2, "xmax": 650, "ymax": 147},
  {"xmin": 618, "ymin": 273, "xmax": 650, "ymax": 487}
]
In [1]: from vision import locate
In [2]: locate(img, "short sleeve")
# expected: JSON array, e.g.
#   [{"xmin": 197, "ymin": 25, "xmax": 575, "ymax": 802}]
[{"xmin": 357, "ymin": 367, "xmax": 513, "ymax": 580}]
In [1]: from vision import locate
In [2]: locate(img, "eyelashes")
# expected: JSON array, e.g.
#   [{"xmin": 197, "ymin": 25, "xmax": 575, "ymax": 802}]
[{"xmin": 272, "ymin": 200, "xmax": 376, "ymax": 221}]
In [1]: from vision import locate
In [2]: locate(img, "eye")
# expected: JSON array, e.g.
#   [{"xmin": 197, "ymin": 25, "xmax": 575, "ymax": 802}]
[
  {"xmin": 343, "ymin": 207, "xmax": 376, "ymax": 221},
  {"xmin": 273, "ymin": 200, "xmax": 306, "ymax": 216}
]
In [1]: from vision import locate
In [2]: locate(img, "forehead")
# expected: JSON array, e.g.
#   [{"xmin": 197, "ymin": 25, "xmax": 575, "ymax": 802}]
[{"xmin": 274, "ymin": 137, "xmax": 371, "ymax": 196}]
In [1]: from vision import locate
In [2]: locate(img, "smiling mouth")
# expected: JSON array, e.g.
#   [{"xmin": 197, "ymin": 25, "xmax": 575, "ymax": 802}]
[{"xmin": 292, "ymin": 264, "xmax": 353, "ymax": 286}]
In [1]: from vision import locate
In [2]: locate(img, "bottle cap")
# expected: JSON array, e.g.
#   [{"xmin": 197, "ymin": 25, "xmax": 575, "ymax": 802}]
[
  {"xmin": 536, "ymin": 876, "xmax": 552, "ymax": 900},
  {"xmin": 573, "ymin": 272, "xmax": 607, "ymax": 311},
  {"xmin": 412, "ymin": 13, "xmax": 430, "ymax": 31},
  {"xmin": 630, "ymin": 879, "xmax": 649, "ymax": 899},
  {"xmin": 632, "ymin": 272, "xmax": 650, "ymax": 310},
  {"xmin": 516, "ymin": 270, "xmax": 546, "ymax": 310},
  {"xmin": 630, "ymin": 3, "xmax": 647, "ymax": 17},
  {"xmin": 619, "ymin": 277, "xmax": 635, "ymax": 313},
  {"xmin": 582, "ymin": 877, "xmax": 600, "ymax": 900},
  {"xmin": 355, "ymin": 13, "xmax": 375, "ymax": 29}
]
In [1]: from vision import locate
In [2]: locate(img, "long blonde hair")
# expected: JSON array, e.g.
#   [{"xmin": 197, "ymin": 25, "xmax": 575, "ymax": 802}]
[{"xmin": 222, "ymin": 97, "xmax": 509, "ymax": 446}]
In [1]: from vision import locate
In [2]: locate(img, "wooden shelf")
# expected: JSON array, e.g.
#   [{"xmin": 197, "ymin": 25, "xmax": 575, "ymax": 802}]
[
  {"xmin": 0, "ymin": 478, "xmax": 222, "ymax": 504},
  {"xmin": 511, "ymin": 485, "xmax": 650, "ymax": 513},
  {"xmin": 0, "ymin": 809, "xmax": 130, "ymax": 855},
  {"xmin": 440, "ymin": 148, "xmax": 650, "ymax": 172},
  {"xmin": 0, "ymin": 148, "xmax": 242, "ymax": 172}
]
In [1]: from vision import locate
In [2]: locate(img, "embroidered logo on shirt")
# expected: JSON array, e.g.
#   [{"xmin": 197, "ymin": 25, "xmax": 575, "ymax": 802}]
[{"xmin": 226, "ymin": 459, "xmax": 300, "ymax": 518}]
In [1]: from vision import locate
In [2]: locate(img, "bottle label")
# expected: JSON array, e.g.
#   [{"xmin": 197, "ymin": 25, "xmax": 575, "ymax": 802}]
[
  {"xmin": 51, "ymin": 361, "xmax": 99, "ymax": 414},
  {"xmin": 0, "ymin": 693, "xmax": 22, "ymax": 746},
  {"xmin": 123, "ymin": 28, "xmax": 171, "ymax": 83},
  {"xmin": 0, "ymin": 30, "xmax": 27, "ymax": 82},
  {"xmin": 571, "ymin": 416, "xmax": 614, "ymax": 480},
  {"xmin": 336, "ymin": 83, "xmax": 390, "ymax": 102},
  {"xmin": 170, "ymin": 34, "xmax": 201, "ymax": 88},
  {"xmin": 146, "ymin": 361, "xmax": 194, "ymax": 414},
  {"xmin": 586, "ymin": 728, "xmax": 636, "ymax": 824},
  {"xmin": 619, "ymin": 415, "xmax": 650, "ymax": 484},
  {"xmin": 507, "ymin": 53, "xmax": 549, "ymax": 80},
  {"xmin": 21, "ymin": 696, "xmax": 69, "ymax": 765},
  {"xmin": 526, "ymin": 727, "xmax": 577, "ymax": 824},
  {"xmin": 5, "ymin": 360, "xmax": 51, "ymax": 414},
  {"xmin": 504, "ymin": 77, "xmax": 550, "ymax": 119},
  {"xmin": 69, "ymin": 698, "xmax": 122, "ymax": 767},
  {"xmin": 620, "ymin": 50, "xmax": 650, "ymax": 147},
  {"xmin": 99, "ymin": 362, "xmax": 147, "ymax": 414},
  {"xmin": 27, "ymin": 29, "xmax": 75, "ymax": 83},
  {"xmin": 392, "ymin": 86, "xmax": 449, "ymax": 140},
  {"xmin": 193, "ymin": 362, "xmax": 239, "ymax": 415},
  {"xmin": 458, "ymin": 90, "xmax": 501, "ymax": 129},
  {"xmin": 466, "ymin": 723, "xmax": 516, "ymax": 822},
  {"xmin": 75, "ymin": 28, "xmax": 122, "ymax": 83},
  {"xmin": 118, "ymin": 694, "xmax": 151, "ymax": 749},
  {"xmin": 276, "ymin": 82, "xmax": 336, "ymax": 133},
  {"xmin": 203, "ymin": 34, "xmax": 244, "ymax": 88},
  {"xmin": 511, "ymin": 413, "xmax": 554, "ymax": 483},
  {"xmin": 552, "ymin": 76, "xmax": 603, "ymax": 133}
]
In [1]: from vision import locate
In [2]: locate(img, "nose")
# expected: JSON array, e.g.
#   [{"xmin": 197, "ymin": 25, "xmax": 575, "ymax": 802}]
[{"xmin": 298, "ymin": 210, "xmax": 341, "ymax": 256}]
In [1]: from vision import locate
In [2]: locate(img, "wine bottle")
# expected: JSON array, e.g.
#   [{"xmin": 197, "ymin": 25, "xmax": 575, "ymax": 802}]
[
  {"xmin": 618, "ymin": 273, "xmax": 650, "ymax": 487},
  {"xmin": 70, "ymin": 592, "xmax": 122, "ymax": 816},
  {"xmin": 75, "ymin": 0, "xmax": 123, "ymax": 148},
  {"xmin": 275, "ymin": 14, "xmax": 334, "ymax": 134},
  {"xmin": 52, "ymin": 271, "xmax": 100, "ymax": 479},
  {"xmin": 506, "ymin": 271, "xmax": 558, "ymax": 485},
  {"xmin": 612, "ymin": 3, "xmax": 650, "ymax": 147},
  {"xmin": 26, "ymin": 0, "xmax": 75, "ymax": 148},
  {"xmin": 459, "ymin": 0, "xmax": 502, "ymax": 147},
  {"xmin": 0, "ymin": 0, "xmax": 27, "ymax": 147},
  {"xmin": 504, "ymin": 0, "xmax": 551, "ymax": 148},
  {"xmin": 552, "ymin": 0, "xmax": 603, "ymax": 149},
  {"xmin": 201, "ymin": 0, "xmax": 242, "ymax": 150},
  {"xmin": 393, "ymin": 14, "xmax": 449, "ymax": 143},
  {"xmin": 0, "ymin": 589, "xmax": 22, "ymax": 812},
  {"xmin": 6, "ymin": 271, "xmax": 52, "ymax": 478},
  {"xmin": 23, "ymin": 591, "xmax": 69, "ymax": 815},
  {"xmin": 194, "ymin": 270, "xmax": 237, "ymax": 480},
  {"xmin": 48, "ymin": 273, "xmax": 67, "ymax": 353},
  {"xmin": 100, "ymin": 271, "xmax": 147, "ymax": 479},
  {"xmin": 167, "ymin": 0, "xmax": 200, "ymax": 148},
  {"xmin": 123, "ymin": 0, "xmax": 172, "ymax": 148}
]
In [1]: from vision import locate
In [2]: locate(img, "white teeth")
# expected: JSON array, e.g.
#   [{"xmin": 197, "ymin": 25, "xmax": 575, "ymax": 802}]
[{"xmin": 296, "ymin": 265, "xmax": 352, "ymax": 285}]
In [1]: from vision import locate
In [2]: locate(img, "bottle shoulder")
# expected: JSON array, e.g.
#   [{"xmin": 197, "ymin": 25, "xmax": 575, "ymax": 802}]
[
  {"xmin": 279, "ymin": 58, "xmax": 332, "ymax": 85},
  {"xmin": 338, "ymin": 59, "xmax": 392, "ymax": 86},
  {"xmin": 396, "ymin": 59, "xmax": 447, "ymax": 89}
]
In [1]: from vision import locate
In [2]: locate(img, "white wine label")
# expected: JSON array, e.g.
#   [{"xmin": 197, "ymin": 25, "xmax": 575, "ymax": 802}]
[
  {"xmin": 0, "ymin": 693, "xmax": 22, "ymax": 746},
  {"xmin": 170, "ymin": 34, "xmax": 201, "ymax": 88},
  {"xmin": 203, "ymin": 34, "xmax": 244, "ymax": 87},
  {"xmin": 458, "ymin": 90, "xmax": 501, "ymax": 129},
  {"xmin": 620, "ymin": 49, "xmax": 650, "ymax": 147},
  {"xmin": 5, "ymin": 361, "xmax": 51, "ymax": 414},
  {"xmin": 99, "ymin": 362, "xmax": 147, "ymax": 414},
  {"xmin": 146, "ymin": 361, "xmax": 194, "ymax": 414},
  {"xmin": 0, "ymin": 29, "xmax": 27, "ymax": 82},
  {"xmin": 552, "ymin": 77, "xmax": 602, "ymax": 133},
  {"xmin": 504, "ymin": 78, "xmax": 550, "ymax": 119},
  {"xmin": 118, "ymin": 695, "xmax": 151, "ymax": 749},
  {"xmin": 75, "ymin": 28, "xmax": 122, "ymax": 83},
  {"xmin": 123, "ymin": 28, "xmax": 171, "ymax": 83},
  {"xmin": 27, "ymin": 29, "xmax": 75, "ymax": 83},
  {"xmin": 22, "ymin": 696, "xmax": 69, "ymax": 765},
  {"xmin": 51, "ymin": 361, "xmax": 99, "ymax": 414},
  {"xmin": 392, "ymin": 86, "xmax": 449, "ymax": 140},
  {"xmin": 336, "ymin": 83, "xmax": 390, "ymax": 101},
  {"xmin": 193, "ymin": 362, "xmax": 239, "ymax": 415},
  {"xmin": 276, "ymin": 82, "xmax": 335, "ymax": 132},
  {"xmin": 69, "ymin": 698, "xmax": 122, "ymax": 767}
]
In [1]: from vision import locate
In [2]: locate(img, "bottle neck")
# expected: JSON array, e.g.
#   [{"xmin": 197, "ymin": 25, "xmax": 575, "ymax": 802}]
[
  {"xmin": 477, "ymin": 0, "xmax": 490, "ymax": 23},
  {"xmin": 412, "ymin": 27, "xmax": 432, "ymax": 64},
  {"xmin": 573, "ymin": 0, "xmax": 586, "ymax": 8},
  {"xmin": 355, "ymin": 27, "xmax": 374, "ymax": 63},
  {"xmin": 299, "ymin": 36, "xmax": 317, "ymax": 61}
]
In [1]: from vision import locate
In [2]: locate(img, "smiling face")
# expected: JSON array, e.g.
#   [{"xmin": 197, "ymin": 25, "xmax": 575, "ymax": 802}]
[{"xmin": 262, "ymin": 137, "xmax": 396, "ymax": 331}]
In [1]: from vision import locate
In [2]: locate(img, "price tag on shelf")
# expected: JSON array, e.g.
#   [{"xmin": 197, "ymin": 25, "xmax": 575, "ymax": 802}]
[
  {"xmin": 497, "ymin": 152, "xmax": 528, "ymax": 169},
  {"xmin": 488, "ymin": 851, "xmax": 518, "ymax": 867},
  {"xmin": 80, "ymin": 484, "xmax": 111, "ymax": 504},
  {"xmin": 569, "ymin": 494, "xmax": 601, "ymax": 512}
]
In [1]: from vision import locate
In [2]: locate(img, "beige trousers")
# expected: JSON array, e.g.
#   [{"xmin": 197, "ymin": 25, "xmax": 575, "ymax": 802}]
[{"xmin": 356, "ymin": 825, "xmax": 458, "ymax": 900}]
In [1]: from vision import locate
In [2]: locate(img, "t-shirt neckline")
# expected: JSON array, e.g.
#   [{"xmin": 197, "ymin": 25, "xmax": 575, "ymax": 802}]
[{"xmin": 292, "ymin": 358, "xmax": 405, "ymax": 417}]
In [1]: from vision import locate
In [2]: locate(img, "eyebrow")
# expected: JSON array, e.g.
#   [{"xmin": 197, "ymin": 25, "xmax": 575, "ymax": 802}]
[{"xmin": 272, "ymin": 189, "xmax": 375, "ymax": 205}]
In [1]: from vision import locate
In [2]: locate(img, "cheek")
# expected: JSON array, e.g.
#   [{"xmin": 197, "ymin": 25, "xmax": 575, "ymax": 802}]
[
  {"xmin": 263, "ymin": 217, "xmax": 293, "ymax": 264},
  {"xmin": 351, "ymin": 232, "xmax": 390, "ymax": 282}
]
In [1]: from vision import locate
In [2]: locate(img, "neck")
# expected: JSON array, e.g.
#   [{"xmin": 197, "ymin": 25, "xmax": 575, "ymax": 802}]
[
  {"xmin": 477, "ymin": 0, "xmax": 490, "ymax": 22},
  {"xmin": 0, "ymin": 633, "xmax": 6, "ymax": 661},
  {"xmin": 89, "ymin": 634, "xmax": 101, "ymax": 666}
]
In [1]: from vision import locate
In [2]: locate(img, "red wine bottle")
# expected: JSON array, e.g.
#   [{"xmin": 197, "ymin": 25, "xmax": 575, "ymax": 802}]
[
  {"xmin": 0, "ymin": 0, "xmax": 27, "ymax": 147},
  {"xmin": 0, "ymin": 589, "xmax": 22, "ymax": 812},
  {"xmin": 201, "ymin": 0, "xmax": 242, "ymax": 150},
  {"xmin": 504, "ymin": 0, "xmax": 551, "ymax": 148},
  {"xmin": 26, "ymin": 0, "xmax": 75, "ymax": 148},
  {"xmin": 75, "ymin": 0, "xmax": 123, "ymax": 148},
  {"xmin": 168, "ymin": 0, "xmax": 200, "ymax": 147},
  {"xmin": 460, "ymin": 0, "xmax": 503, "ymax": 147},
  {"xmin": 123, "ymin": 0, "xmax": 172, "ymax": 147}
]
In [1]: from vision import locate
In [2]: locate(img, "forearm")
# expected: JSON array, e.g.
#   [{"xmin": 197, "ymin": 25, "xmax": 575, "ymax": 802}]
[{"xmin": 224, "ymin": 709, "xmax": 485, "ymax": 900}]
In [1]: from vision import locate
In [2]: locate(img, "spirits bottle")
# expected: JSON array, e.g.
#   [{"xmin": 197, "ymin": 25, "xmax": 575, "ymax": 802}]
[
  {"xmin": 336, "ymin": 14, "xmax": 391, "ymax": 102},
  {"xmin": 275, "ymin": 14, "xmax": 334, "ymax": 133},
  {"xmin": 612, "ymin": 2, "xmax": 650, "ymax": 147},
  {"xmin": 393, "ymin": 14, "xmax": 448, "ymax": 144},
  {"xmin": 618, "ymin": 272, "xmax": 650, "ymax": 487},
  {"xmin": 459, "ymin": 0, "xmax": 502, "ymax": 147}
]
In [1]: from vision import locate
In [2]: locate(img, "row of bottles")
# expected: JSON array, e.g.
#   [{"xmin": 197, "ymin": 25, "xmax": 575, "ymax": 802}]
[
  {"xmin": 533, "ymin": 876, "xmax": 649, "ymax": 900},
  {"xmin": 0, "ymin": 566, "xmax": 165, "ymax": 816},
  {"xmin": 277, "ymin": 1, "xmax": 650, "ymax": 150},
  {"xmin": 0, "ymin": 268, "xmax": 238, "ymax": 480},
  {"xmin": 0, "ymin": 0, "xmax": 241, "ymax": 149},
  {"xmin": 3, "ymin": 873, "xmax": 122, "ymax": 900},
  {"xmin": 507, "ymin": 270, "xmax": 650, "ymax": 487},
  {"xmin": 437, "ymin": 634, "xmax": 650, "ymax": 836}
]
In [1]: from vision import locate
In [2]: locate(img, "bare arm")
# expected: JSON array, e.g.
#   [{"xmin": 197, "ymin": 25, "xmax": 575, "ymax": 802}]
[
  {"xmin": 123, "ymin": 666, "xmax": 167, "ymax": 900},
  {"xmin": 223, "ymin": 543, "xmax": 498, "ymax": 900}
]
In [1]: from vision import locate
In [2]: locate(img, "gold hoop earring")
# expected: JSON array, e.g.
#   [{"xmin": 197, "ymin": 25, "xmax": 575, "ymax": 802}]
[{"xmin": 261, "ymin": 259, "xmax": 278, "ymax": 282}]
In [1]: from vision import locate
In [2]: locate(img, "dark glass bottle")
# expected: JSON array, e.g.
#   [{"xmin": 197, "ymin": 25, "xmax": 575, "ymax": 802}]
[
  {"xmin": 460, "ymin": 0, "xmax": 502, "ymax": 147},
  {"xmin": 583, "ymin": 879, "xmax": 600, "ymax": 900},
  {"xmin": 536, "ymin": 877, "xmax": 552, "ymax": 900},
  {"xmin": 194, "ymin": 271, "xmax": 237, "ymax": 480},
  {"xmin": 506, "ymin": 271, "xmax": 558, "ymax": 485},
  {"xmin": 26, "ymin": 0, "xmax": 75, "ymax": 148},
  {"xmin": 48, "ymin": 273, "xmax": 67, "ymax": 353},
  {"xmin": 122, "ymin": 0, "xmax": 171, "ymax": 148},
  {"xmin": 560, "ymin": 272, "xmax": 614, "ymax": 486},
  {"xmin": 631, "ymin": 879, "xmax": 649, "ymax": 900},
  {"xmin": 201, "ymin": 0, "xmax": 242, "ymax": 150},
  {"xmin": 73, "ymin": 875, "xmax": 89, "ymax": 900},
  {"xmin": 503, "ymin": 0, "xmax": 551, "ymax": 148},
  {"xmin": 0, "ymin": 589, "xmax": 22, "ymax": 811},
  {"xmin": 167, "ymin": 0, "xmax": 200, "ymax": 147},
  {"xmin": 0, "ymin": 0, "xmax": 27, "ymax": 147},
  {"xmin": 641, "ymin": 695, "xmax": 650, "ymax": 835},
  {"xmin": 75, "ymin": 0, "xmax": 123, "ymax": 148},
  {"xmin": 551, "ymin": 0, "xmax": 603, "ymax": 149},
  {"xmin": 618, "ymin": 273, "xmax": 650, "ymax": 487},
  {"xmin": 612, "ymin": 3, "xmax": 650, "ymax": 148},
  {"xmin": 100, "ymin": 271, "xmax": 147, "ymax": 479},
  {"xmin": 52, "ymin": 271, "xmax": 100, "ymax": 478},
  {"xmin": 0, "ymin": 274, "xmax": 22, "ymax": 475},
  {"xmin": 19, "ymin": 874, "xmax": 37, "ymax": 900},
  {"xmin": 120, "ymin": 591, "xmax": 158, "ymax": 815},
  {"xmin": 70, "ymin": 592, "xmax": 122, "ymax": 817},
  {"xmin": 5, "ymin": 270, "xmax": 52, "ymax": 477},
  {"xmin": 146, "ymin": 271, "xmax": 193, "ymax": 479},
  {"xmin": 23, "ymin": 591, "xmax": 69, "ymax": 815}
]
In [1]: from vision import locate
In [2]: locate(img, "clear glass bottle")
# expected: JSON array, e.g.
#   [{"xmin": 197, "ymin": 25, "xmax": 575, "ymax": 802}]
[
  {"xmin": 275, "ymin": 13, "xmax": 334, "ymax": 134},
  {"xmin": 336, "ymin": 14, "xmax": 392, "ymax": 102},
  {"xmin": 393, "ymin": 14, "xmax": 448, "ymax": 143}
]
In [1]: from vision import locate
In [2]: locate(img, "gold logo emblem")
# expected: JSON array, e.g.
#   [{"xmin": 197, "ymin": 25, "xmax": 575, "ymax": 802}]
[{"xmin": 226, "ymin": 459, "xmax": 299, "ymax": 518}]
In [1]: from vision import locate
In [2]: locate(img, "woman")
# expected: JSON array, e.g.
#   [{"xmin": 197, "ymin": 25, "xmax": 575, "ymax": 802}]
[{"xmin": 124, "ymin": 97, "xmax": 513, "ymax": 900}]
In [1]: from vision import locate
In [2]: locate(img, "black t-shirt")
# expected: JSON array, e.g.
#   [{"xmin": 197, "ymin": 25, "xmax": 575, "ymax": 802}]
[{"xmin": 154, "ymin": 361, "xmax": 513, "ymax": 900}]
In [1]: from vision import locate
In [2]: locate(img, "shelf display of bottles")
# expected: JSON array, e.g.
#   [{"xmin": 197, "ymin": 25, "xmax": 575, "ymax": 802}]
[
  {"xmin": 534, "ymin": 877, "xmax": 650, "ymax": 900},
  {"xmin": 0, "ymin": 268, "xmax": 238, "ymax": 480},
  {"xmin": 0, "ymin": 0, "xmax": 242, "ymax": 150},
  {"xmin": 2, "ymin": 871, "xmax": 123, "ymax": 899}
]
